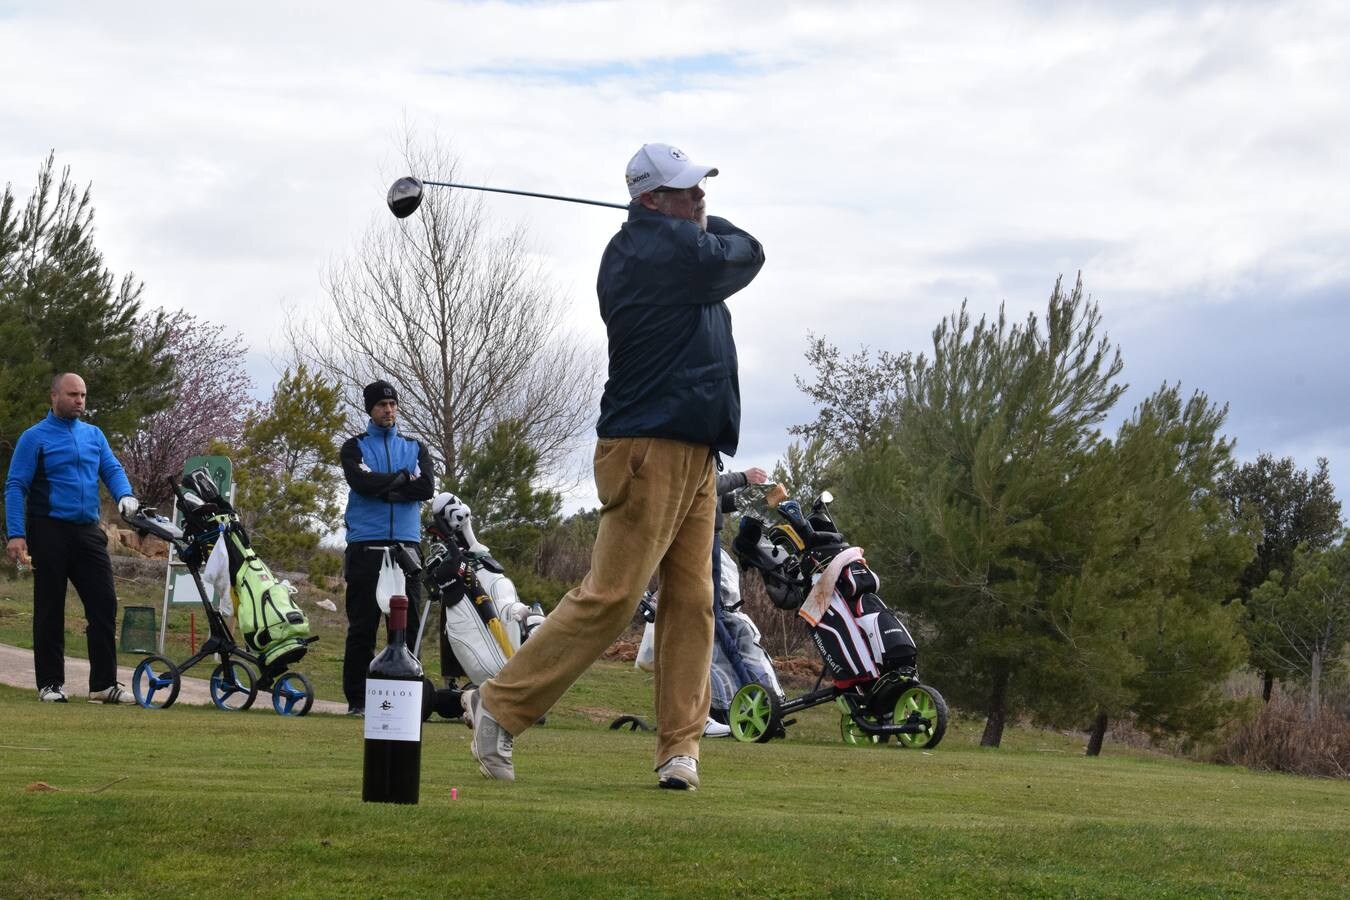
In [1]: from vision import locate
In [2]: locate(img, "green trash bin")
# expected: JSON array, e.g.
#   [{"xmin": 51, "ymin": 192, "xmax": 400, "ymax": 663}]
[{"xmin": 120, "ymin": 606, "xmax": 157, "ymax": 653}]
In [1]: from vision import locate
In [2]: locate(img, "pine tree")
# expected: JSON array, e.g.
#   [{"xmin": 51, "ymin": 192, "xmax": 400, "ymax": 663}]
[
  {"xmin": 793, "ymin": 277, "xmax": 1257, "ymax": 752},
  {"xmin": 1249, "ymin": 540, "xmax": 1350, "ymax": 711},
  {"xmin": 1218, "ymin": 454, "xmax": 1343, "ymax": 699},
  {"xmin": 885, "ymin": 276, "xmax": 1125, "ymax": 746},
  {"xmin": 450, "ymin": 418, "xmax": 561, "ymax": 533},
  {"xmin": 448, "ymin": 417, "xmax": 564, "ymax": 605},
  {"xmin": 219, "ymin": 366, "xmax": 345, "ymax": 571},
  {"xmin": 1033, "ymin": 386, "xmax": 1251, "ymax": 754},
  {"xmin": 0, "ymin": 153, "xmax": 173, "ymax": 449}
]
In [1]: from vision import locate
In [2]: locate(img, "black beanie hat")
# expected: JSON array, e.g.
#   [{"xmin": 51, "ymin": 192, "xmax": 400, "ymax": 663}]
[{"xmin": 364, "ymin": 380, "xmax": 398, "ymax": 414}]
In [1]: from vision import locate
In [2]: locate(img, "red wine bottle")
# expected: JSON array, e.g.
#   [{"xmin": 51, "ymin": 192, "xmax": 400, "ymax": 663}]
[{"xmin": 362, "ymin": 595, "xmax": 424, "ymax": 804}]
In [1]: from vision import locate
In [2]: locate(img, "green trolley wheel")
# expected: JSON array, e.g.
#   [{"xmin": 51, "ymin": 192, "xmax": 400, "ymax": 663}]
[
  {"xmin": 894, "ymin": 683, "xmax": 948, "ymax": 749},
  {"xmin": 840, "ymin": 713, "xmax": 887, "ymax": 746},
  {"xmin": 729, "ymin": 682, "xmax": 780, "ymax": 743},
  {"xmin": 836, "ymin": 695, "xmax": 885, "ymax": 745}
]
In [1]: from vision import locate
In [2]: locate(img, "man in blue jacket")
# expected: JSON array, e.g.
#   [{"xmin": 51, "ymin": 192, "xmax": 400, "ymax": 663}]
[
  {"xmin": 5, "ymin": 373, "xmax": 140, "ymax": 703},
  {"xmin": 339, "ymin": 379, "xmax": 435, "ymax": 715},
  {"xmin": 462, "ymin": 143, "xmax": 765, "ymax": 790}
]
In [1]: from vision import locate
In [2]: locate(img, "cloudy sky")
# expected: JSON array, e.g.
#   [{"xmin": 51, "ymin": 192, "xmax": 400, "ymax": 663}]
[{"xmin": 3, "ymin": 1, "xmax": 1347, "ymax": 511}]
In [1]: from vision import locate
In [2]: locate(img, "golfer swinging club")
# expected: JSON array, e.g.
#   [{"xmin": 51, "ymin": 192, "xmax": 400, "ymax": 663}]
[{"xmin": 461, "ymin": 142, "xmax": 765, "ymax": 790}]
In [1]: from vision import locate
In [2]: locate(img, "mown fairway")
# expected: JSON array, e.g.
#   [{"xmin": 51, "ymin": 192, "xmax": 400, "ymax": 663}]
[{"xmin": 2, "ymin": 660, "xmax": 1348, "ymax": 900}]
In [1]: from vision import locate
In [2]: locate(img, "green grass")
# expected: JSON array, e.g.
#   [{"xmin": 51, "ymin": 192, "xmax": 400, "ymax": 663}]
[
  {"xmin": 3, "ymin": 657, "xmax": 1348, "ymax": 899},
  {"xmin": 4, "ymin": 569, "xmax": 1349, "ymax": 897}
]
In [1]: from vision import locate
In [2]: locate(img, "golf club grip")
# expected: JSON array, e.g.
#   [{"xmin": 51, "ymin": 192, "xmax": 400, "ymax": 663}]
[{"xmin": 421, "ymin": 181, "xmax": 627, "ymax": 210}]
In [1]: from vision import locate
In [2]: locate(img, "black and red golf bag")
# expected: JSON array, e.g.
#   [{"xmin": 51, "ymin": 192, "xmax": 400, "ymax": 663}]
[
  {"xmin": 733, "ymin": 494, "xmax": 919, "ymax": 690},
  {"xmin": 807, "ymin": 560, "xmax": 918, "ymax": 688}
]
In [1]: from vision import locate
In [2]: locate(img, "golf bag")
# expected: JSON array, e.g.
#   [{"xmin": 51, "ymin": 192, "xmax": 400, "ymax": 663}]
[
  {"xmin": 806, "ymin": 558, "xmax": 917, "ymax": 687},
  {"xmin": 637, "ymin": 547, "xmax": 784, "ymax": 712},
  {"xmin": 710, "ymin": 547, "xmax": 783, "ymax": 709},
  {"xmin": 425, "ymin": 493, "xmax": 544, "ymax": 686},
  {"xmin": 733, "ymin": 492, "xmax": 919, "ymax": 690},
  {"xmin": 176, "ymin": 468, "xmax": 312, "ymax": 681}
]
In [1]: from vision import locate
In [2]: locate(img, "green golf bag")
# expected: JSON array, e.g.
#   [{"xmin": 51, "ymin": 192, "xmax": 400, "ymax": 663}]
[{"xmin": 178, "ymin": 467, "xmax": 313, "ymax": 683}]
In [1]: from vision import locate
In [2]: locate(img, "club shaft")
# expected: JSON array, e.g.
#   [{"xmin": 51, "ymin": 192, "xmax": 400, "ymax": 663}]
[{"xmin": 422, "ymin": 180, "xmax": 627, "ymax": 210}]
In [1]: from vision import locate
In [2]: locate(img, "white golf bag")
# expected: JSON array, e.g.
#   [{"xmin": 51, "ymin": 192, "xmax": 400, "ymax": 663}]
[
  {"xmin": 427, "ymin": 493, "xmax": 546, "ymax": 686},
  {"xmin": 637, "ymin": 547, "xmax": 783, "ymax": 709},
  {"xmin": 710, "ymin": 547, "xmax": 784, "ymax": 707}
]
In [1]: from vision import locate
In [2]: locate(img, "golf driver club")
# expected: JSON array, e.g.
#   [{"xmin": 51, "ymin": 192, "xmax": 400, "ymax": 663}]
[{"xmin": 387, "ymin": 176, "xmax": 626, "ymax": 218}]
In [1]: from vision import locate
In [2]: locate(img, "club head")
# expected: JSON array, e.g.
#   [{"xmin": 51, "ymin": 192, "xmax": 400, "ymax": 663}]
[{"xmin": 387, "ymin": 176, "xmax": 425, "ymax": 218}]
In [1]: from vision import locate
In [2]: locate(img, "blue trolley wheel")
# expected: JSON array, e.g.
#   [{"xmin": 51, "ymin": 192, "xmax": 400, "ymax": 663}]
[
  {"xmin": 132, "ymin": 654, "xmax": 181, "ymax": 709},
  {"xmin": 271, "ymin": 671, "xmax": 315, "ymax": 717},
  {"xmin": 209, "ymin": 659, "xmax": 259, "ymax": 711}
]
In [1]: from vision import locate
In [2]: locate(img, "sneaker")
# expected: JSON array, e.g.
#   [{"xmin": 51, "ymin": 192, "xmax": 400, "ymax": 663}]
[
  {"xmin": 657, "ymin": 755, "xmax": 699, "ymax": 791},
  {"xmin": 461, "ymin": 689, "xmax": 514, "ymax": 782},
  {"xmin": 38, "ymin": 684, "xmax": 68, "ymax": 703},
  {"xmin": 703, "ymin": 717, "xmax": 731, "ymax": 738},
  {"xmin": 347, "ymin": 705, "xmax": 365, "ymax": 717},
  {"xmin": 87, "ymin": 684, "xmax": 133, "ymax": 704}
]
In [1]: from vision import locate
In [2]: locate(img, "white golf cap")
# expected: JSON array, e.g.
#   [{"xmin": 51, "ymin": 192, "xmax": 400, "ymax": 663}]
[{"xmin": 625, "ymin": 143, "xmax": 719, "ymax": 199}]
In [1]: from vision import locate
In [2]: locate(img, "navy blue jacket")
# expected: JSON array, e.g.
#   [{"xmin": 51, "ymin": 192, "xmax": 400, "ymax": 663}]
[
  {"xmin": 340, "ymin": 421, "xmax": 435, "ymax": 544},
  {"xmin": 5, "ymin": 411, "xmax": 134, "ymax": 538},
  {"xmin": 595, "ymin": 205, "xmax": 765, "ymax": 456}
]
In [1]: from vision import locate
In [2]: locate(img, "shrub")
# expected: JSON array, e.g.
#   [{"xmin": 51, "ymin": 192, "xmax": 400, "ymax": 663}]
[{"xmin": 1212, "ymin": 685, "xmax": 1350, "ymax": 778}]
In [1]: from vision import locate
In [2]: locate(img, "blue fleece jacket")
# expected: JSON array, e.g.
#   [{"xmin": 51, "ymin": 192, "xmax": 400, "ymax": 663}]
[
  {"xmin": 340, "ymin": 420, "xmax": 434, "ymax": 543},
  {"xmin": 5, "ymin": 411, "xmax": 134, "ymax": 538}
]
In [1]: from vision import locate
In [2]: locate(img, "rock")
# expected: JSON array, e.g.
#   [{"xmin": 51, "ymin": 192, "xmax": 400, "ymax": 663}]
[
  {"xmin": 603, "ymin": 640, "xmax": 639, "ymax": 662},
  {"xmin": 99, "ymin": 522, "xmax": 168, "ymax": 559}
]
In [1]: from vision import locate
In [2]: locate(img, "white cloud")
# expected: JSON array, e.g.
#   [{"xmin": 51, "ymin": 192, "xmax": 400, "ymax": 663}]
[{"xmin": 3, "ymin": 0, "xmax": 1348, "ymax": 510}]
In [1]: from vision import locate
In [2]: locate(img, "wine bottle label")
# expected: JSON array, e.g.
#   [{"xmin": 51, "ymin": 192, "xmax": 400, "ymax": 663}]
[{"xmin": 364, "ymin": 679, "xmax": 423, "ymax": 742}]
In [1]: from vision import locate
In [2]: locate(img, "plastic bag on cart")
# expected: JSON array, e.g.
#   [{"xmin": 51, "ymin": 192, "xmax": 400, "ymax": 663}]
[
  {"xmin": 203, "ymin": 531, "xmax": 233, "ymax": 616},
  {"xmin": 635, "ymin": 622, "xmax": 656, "ymax": 672},
  {"xmin": 375, "ymin": 548, "xmax": 404, "ymax": 615}
]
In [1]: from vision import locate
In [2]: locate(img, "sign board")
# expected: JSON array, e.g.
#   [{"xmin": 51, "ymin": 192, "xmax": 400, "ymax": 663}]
[
  {"xmin": 159, "ymin": 456, "xmax": 234, "ymax": 652},
  {"xmin": 170, "ymin": 570, "xmax": 216, "ymax": 607}
]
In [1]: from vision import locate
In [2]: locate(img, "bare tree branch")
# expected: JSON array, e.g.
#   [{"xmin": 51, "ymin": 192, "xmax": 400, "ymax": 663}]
[{"xmin": 285, "ymin": 135, "xmax": 601, "ymax": 491}]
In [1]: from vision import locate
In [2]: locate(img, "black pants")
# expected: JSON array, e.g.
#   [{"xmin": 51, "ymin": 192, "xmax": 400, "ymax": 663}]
[
  {"xmin": 28, "ymin": 516, "xmax": 119, "ymax": 692},
  {"xmin": 343, "ymin": 542, "xmax": 423, "ymax": 706}
]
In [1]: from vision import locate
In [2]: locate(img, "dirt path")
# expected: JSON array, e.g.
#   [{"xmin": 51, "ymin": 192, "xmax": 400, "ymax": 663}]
[{"xmin": 0, "ymin": 642, "xmax": 346, "ymax": 713}]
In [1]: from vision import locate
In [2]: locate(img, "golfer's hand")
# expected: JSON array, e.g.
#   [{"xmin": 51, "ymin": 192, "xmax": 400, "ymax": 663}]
[
  {"xmin": 745, "ymin": 467, "xmax": 769, "ymax": 485},
  {"xmin": 7, "ymin": 537, "xmax": 28, "ymax": 565},
  {"xmin": 118, "ymin": 496, "xmax": 140, "ymax": 518}
]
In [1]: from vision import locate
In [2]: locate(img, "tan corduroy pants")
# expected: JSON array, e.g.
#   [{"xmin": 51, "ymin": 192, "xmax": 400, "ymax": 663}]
[{"xmin": 480, "ymin": 436, "xmax": 716, "ymax": 767}]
